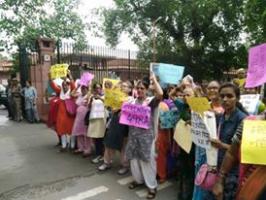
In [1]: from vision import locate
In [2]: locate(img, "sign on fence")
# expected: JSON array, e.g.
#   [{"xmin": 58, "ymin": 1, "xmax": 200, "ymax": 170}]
[
  {"xmin": 191, "ymin": 112, "xmax": 211, "ymax": 149},
  {"xmin": 150, "ymin": 63, "xmax": 184, "ymax": 87},
  {"xmin": 240, "ymin": 94, "xmax": 260, "ymax": 115},
  {"xmin": 119, "ymin": 102, "xmax": 151, "ymax": 129},
  {"xmin": 241, "ymin": 120, "xmax": 266, "ymax": 165},
  {"xmin": 50, "ymin": 64, "xmax": 69, "ymax": 79},
  {"xmin": 104, "ymin": 88, "xmax": 127, "ymax": 110},
  {"xmin": 246, "ymin": 43, "xmax": 266, "ymax": 88}
]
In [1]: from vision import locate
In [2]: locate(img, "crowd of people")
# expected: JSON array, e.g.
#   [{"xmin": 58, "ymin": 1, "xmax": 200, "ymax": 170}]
[
  {"xmin": 4, "ymin": 78, "xmax": 40, "ymax": 123},
  {"xmin": 38, "ymin": 68, "xmax": 266, "ymax": 200}
]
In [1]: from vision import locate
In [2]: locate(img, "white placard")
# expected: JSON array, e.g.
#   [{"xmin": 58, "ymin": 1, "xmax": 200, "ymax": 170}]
[
  {"xmin": 90, "ymin": 99, "xmax": 105, "ymax": 119},
  {"xmin": 203, "ymin": 111, "xmax": 218, "ymax": 166},
  {"xmin": 240, "ymin": 94, "xmax": 260, "ymax": 114},
  {"xmin": 191, "ymin": 112, "xmax": 211, "ymax": 149}
]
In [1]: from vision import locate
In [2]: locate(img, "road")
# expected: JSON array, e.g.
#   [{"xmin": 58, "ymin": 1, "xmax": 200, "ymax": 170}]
[{"xmin": 0, "ymin": 108, "xmax": 178, "ymax": 200}]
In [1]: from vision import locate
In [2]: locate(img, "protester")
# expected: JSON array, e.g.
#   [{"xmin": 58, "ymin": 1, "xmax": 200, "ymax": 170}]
[
  {"xmin": 193, "ymin": 81, "xmax": 223, "ymax": 200},
  {"xmin": 126, "ymin": 73, "xmax": 163, "ymax": 199},
  {"xmin": 71, "ymin": 84, "xmax": 92, "ymax": 157},
  {"xmin": 203, "ymin": 83, "xmax": 248, "ymax": 200},
  {"xmin": 212, "ymin": 119, "xmax": 266, "ymax": 200},
  {"xmin": 50, "ymin": 71, "xmax": 76, "ymax": 152},
  {"xmin": 98, "ymin": 81, "xmax": 132, "ymax": 174},
  {"xmin": 22, "ymin": 80, "xmax": 40, "ymax": 123},
  {"xmin": 87, "ymin": 83, "xmax": 107, "ymax": 164}
]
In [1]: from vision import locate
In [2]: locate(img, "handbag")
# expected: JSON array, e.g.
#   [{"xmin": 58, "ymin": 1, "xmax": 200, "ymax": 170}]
[
  {"xmin": 65, "ymin": 98, "xmax": 78, "ymax": 116},
  {"xmin": 195, "ymin": 164, "xmax": 218, "ymax": 190}
]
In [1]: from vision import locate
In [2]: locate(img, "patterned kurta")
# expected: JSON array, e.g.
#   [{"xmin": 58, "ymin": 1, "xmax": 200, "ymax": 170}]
[{"xmin": 126, "ymin": 97, "xmax": 159, "ymax": 162}]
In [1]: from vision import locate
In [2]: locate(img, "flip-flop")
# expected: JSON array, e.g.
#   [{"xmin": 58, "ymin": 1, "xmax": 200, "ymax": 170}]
[
  {"xmin": 128, "ymin": 181, "xmax": 144, "ymax": 189},
  {"xmin": 146, "ymin": 189, "xmax": 157, "ymax": 199}
]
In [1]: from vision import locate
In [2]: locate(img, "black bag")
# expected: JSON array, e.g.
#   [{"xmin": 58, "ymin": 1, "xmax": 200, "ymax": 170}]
[{"xmin": 84, "ymin": 110, "xmax": 90, "ymax": 126}]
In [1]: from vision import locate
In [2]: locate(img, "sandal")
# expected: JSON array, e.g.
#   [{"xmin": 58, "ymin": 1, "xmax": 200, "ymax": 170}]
[
  {"xmin": 146, "ymin": 188, "xmax": 157, "ymax": 199},
  {"xmin": 128, "ymin": 181, "xmax": 144, "ymax": 190}
]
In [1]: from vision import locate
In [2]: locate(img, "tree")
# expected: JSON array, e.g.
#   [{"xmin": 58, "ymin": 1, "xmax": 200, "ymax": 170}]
[
  {"xmin": 102, "ymin": 0, "xmax": 248, "ymax": 80},
  {"xmin": 245, "ymin": 0, "xmax": 266, "ymax": 44},
  {"xmin": 0, "ymin": 0, "xmax": 86, "ymax": 50}
]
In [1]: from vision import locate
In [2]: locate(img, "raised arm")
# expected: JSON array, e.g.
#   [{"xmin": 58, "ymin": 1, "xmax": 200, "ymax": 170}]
[{"xmin": 150, "ymin": 72, "xmax": 163, "ymax": 100}]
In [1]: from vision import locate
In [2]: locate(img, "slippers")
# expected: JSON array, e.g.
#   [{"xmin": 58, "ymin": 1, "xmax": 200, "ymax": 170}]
[
  {"xmin": 146, "ymin": 188, "xmax": 157, "ymax": 199},
  {"xmin": 128, "ymin": 181, "xmax": 144, "ymax": 190}
]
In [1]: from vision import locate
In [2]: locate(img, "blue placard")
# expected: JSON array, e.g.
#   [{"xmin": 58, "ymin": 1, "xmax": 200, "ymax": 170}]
[{"xmin": 151, "ymin": 63, "xmax": 185, "ymax": 88}]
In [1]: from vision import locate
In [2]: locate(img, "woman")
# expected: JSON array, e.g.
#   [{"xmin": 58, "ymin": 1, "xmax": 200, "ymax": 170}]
[
  {"xmin": 174, "ymin": 87, "xmax": 196, "ymax": 200},
  {"xmin": 156, "ymin": 86, "xmax": 178, "ymax": 183},
  {"xmin": 212, "ymin": 119, "xmax": 266, "ymax": 200},
  {"xmin": 193, "ymin": 81, "xmax": 223, "ymax": 200},
  {"xmin": 71, "ymin": 85, "xmax": 92, "ymax": 157},
  {"xmin": 126, "ymin": 74, "xmax": 163, "ymax": 199},
  {"xmin": 204, "ymin": 83, "xmax": 247, "ymax": 200},
  {"xmin": 98, "ymin": 81, "xmax": 132, "ymax": 174},
  {"xmin": 50, "ymin": 71, "xmax": 76, "ymax": 152},
  {"xmin": 87, "ymin": 83, "xmax": 107, "ymax": 164}
]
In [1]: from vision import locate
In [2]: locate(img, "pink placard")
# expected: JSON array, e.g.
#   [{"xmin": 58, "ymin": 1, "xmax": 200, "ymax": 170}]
[
  {"xmin": 119, "ymin": 102, "xmax": 151, "ymax": 129},
  {"xmin": 246, "ymin": 43, "xmax": 266, "ymax": 88},
  {"xmin": 79, "ymin": 72, "xmax": 94, "ymax": 86}
]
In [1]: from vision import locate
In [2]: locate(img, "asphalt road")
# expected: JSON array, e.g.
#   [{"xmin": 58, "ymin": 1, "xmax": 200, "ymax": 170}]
[{"xmin": 0, "ymin": 108, "xmax": 178, "ymax": 200}]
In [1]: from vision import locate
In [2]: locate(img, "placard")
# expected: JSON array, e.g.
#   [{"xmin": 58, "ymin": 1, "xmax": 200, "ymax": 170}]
[
  {"xmin": 103, "ymin": 78, "xmax": 120, "ymax": 90},
  {"xmin": 240, "ymin": 94, "xmax": 260, "ymax": 115},
  {"xmin": 191, "ymin": 112, "xmax": 211, "ymax": 149},
  {"xmin": 119, "ymin": 102, "xmax": 151, "ymax": 129},
  {"xmin": 90, "ymin": 99, "xmax": 105, "ymax": 119},
  {"xmin": 246, "ymin": 43, "xmax": 266, "ymax": 88},
  {"xmin": 186, "ymin": 97, "xmax": 211, "ymax": 116},
  {"xmin": 150, "ymin": 63, "xmax": 184, "ymax": 88},
  {"xmin": 203, "ymin": 111, "xmax": 218, "ymax": 166},
  {"xmin": 241, "ymin": 120, "xmax": 266, "ymax": 165},
  {"xmin": 79, "ymin": 72, "xmax": 94, "ymax": 86},
  {"xmin": 50, "ymin": 64, "xmax": 69, "ymax": 79},
  {"xmin": 174, "ymin": 120, "xmax": 192, "ymax": 153},
  {"xmin": 104, "ymin": 88, "xmax": 127, "ymax": 110}
]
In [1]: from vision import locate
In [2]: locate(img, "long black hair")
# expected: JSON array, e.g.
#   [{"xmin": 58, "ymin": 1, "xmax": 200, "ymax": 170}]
[{"xmin": 219, "ymin": 83, "xmax": 249, "ymax": 115}]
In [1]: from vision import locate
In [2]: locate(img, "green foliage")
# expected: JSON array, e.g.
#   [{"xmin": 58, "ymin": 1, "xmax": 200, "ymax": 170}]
[
  {"xmin": 0, "ymin": 0, "xmax": 86, "ymax": 49},
  {"xmin": 245, "ymin": 0, "xmax": 266, "ymax": 43},
  {"xmin": 101, "ymin": 0, "xmax": 266, "ymax": 80}
]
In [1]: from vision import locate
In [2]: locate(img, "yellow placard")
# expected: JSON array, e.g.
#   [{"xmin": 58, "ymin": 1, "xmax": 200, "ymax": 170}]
[
  {"xmin": 186, "ymin": 97, "xmax": 211, "ymax": 116},
  {"xmin": 50, "ymin": 64, "xmax": 69, "ymax": 79},
  {"xmin": 103, "ymin": 78, "xmax": 120, "ymax": 90},
  {"xmin": 104, "ymin": 88, "xmax": 127, "ymax": 110},
  {"xmin": 241, "ymin": 120, "xmax": 266, "ymax": 165},
  {"xmin": 238, "ymin": 78, "xmax": 246, "ymax": 87},
  {"xmin": 174, "ymin": 120, "xmax": 192, "ymax": 153}
]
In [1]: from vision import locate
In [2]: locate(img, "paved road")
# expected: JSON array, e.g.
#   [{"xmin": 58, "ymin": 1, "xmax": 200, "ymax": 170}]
[{"xmin": 0, "ymin": 109, "xmax": 178, "ymax": 200}]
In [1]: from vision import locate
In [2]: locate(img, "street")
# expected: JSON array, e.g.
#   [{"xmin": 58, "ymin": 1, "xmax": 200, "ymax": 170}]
[{"xmin": 0, "ymin": 108, "xmax": 177, "ymax": 200}]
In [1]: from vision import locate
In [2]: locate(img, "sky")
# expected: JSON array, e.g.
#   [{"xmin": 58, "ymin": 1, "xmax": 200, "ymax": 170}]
[{"xmin": 78, "ymin": 0, "xmax": 138, "ymax": 51}]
